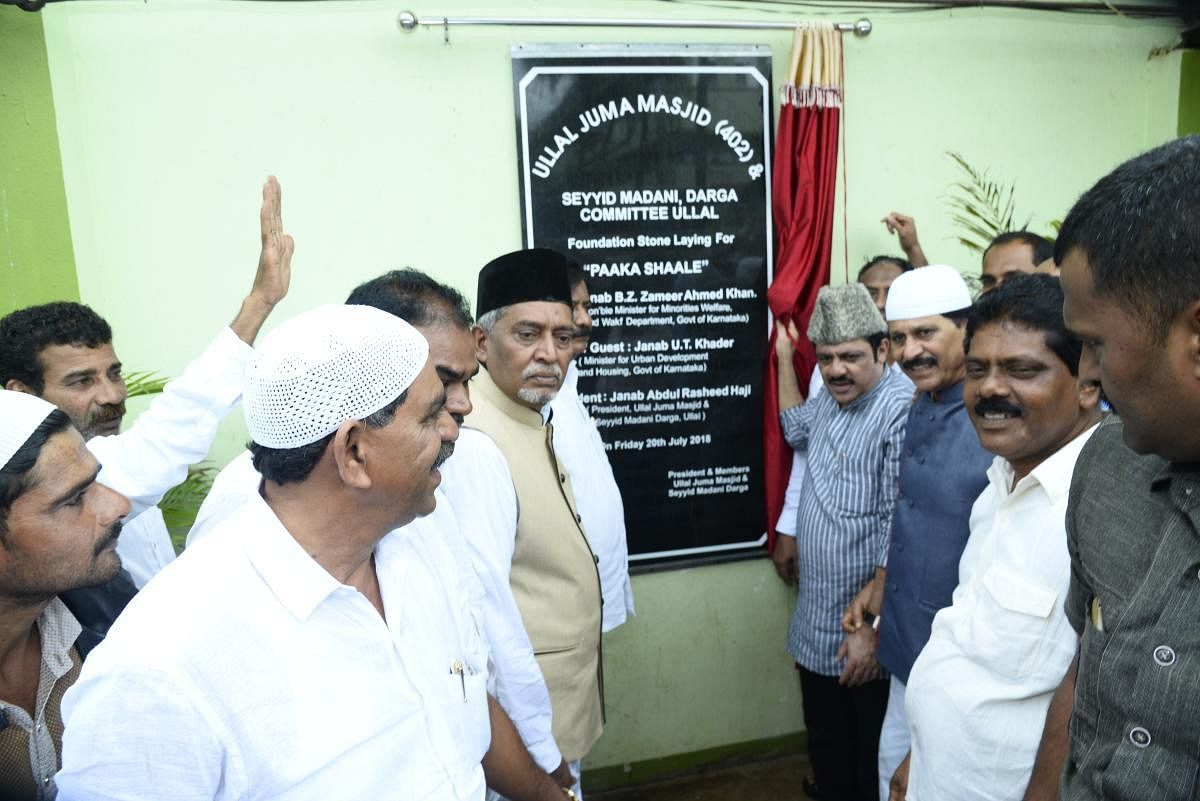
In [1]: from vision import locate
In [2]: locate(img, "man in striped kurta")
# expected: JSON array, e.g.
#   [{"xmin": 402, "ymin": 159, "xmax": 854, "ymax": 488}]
[{"xmin": 775, "ymin": 282, "xmax": 913, "ymax": 801}]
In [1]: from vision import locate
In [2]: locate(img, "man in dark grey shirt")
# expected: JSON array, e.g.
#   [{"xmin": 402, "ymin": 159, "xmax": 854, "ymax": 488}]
[{"xmin": 1023, "ymin": 135, "xmax": 1200, "ymax": 801}]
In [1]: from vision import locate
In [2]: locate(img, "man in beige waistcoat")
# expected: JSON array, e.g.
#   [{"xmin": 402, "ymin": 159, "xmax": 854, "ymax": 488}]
[{"xmin": 467, "ymin": 248, "xmax": 603, "ymax": 797}]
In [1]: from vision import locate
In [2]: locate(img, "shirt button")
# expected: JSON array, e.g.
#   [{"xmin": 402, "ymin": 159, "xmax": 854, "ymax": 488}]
[
  {"xmin": 593, "ymin": 554, "xmax": 600, "ymax": 564},
  {"xmin": 896, "ymin": 543, "xmax": 904, "ymax": 552},
  {"xmin": 1154, "ymin": 645, "xmax": 1176, "ymax": 666},
  {"xmin": 1129, "ymin": 726, "xmax": 1152, "ymax": 748},
  {"xmin": 560, "ymin": 473, "xmax": 566, "ymax": 483},
  {"xmin": 43, "ymin": 777, "xmax": 51, "ymax": 786},
  {"xmin": 907, "ymin": 498, "xmax": 915, "ymax": 508},
  {"xmin": 916, "ymin": 457, "xmax": 925, "ymax": 465},
  {"xmin": 575, "ymin": 513, "xmax": 582, "ymax": 523}
]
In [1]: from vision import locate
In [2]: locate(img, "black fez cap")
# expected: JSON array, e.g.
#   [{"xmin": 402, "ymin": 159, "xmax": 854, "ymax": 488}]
[{"xmin": 476, "ymin": 248, "xmax": 575, "ymax": 318}]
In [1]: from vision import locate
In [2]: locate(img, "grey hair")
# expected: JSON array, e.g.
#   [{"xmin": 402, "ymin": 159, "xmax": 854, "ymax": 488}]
[{"xmin": 475, "ymin": 306, "xmax": 507, "ymax": 335}]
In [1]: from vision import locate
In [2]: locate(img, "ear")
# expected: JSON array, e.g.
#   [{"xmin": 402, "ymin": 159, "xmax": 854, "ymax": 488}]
[
  {"xmin": 1185, "ymin": 300, "xmax": 1200, "ymax": 382},
  {"xmin": 473, "ymin": 325, "xmax": 489, "ymax": 366},
  {"xmin": 876, "ymin": 338, "xmax": 891, "ymax": 363},
  {"xmin": 5, "ymin": 379, "xmax": 35, "ymax": 394},
  {"xmin": 330, "ymin": 420, "xmax": 373, "ymax": 491},
  {"xmin": 1076, "ymin": 375, "xmax": 1101, "ymax": 413}
]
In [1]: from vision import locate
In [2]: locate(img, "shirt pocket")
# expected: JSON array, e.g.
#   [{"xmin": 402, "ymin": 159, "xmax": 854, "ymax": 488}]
[
  {"xmin": 447, "ymin": 587, "xmax": 491, "ymax": 762},
  {"xmin": 961, "ymin": 564, "xmax": 1059, "ymax": 680}
]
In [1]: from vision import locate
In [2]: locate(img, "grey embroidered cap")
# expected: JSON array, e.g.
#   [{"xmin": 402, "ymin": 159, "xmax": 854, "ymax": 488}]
[{"xmin": 806, "ymin": 283, "xmax": 887, "ymax": 346}]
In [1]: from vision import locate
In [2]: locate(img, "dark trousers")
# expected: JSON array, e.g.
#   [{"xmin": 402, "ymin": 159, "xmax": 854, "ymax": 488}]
[{"xmin": 798, "ymin": 666, "xmax": 889, "ymax": 801}]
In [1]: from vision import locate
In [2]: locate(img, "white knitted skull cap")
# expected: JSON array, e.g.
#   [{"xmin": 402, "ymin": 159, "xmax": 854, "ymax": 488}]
[
  {"xmin": 0, "ymin": 390, "xmax": 60, "ymax": 471},
  {"xmin": 885, "ymin": 264, "xmax": 973, "ymax": 322},
  {"xmin": 244, "ymin": 304, "xmax": 430, "ymax": 449}
]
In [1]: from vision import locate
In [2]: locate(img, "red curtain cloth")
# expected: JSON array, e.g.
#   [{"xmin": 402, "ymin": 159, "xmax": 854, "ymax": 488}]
[{"xmin": 764, "ymin": 26, "xmax": 843, "ymax": 552}]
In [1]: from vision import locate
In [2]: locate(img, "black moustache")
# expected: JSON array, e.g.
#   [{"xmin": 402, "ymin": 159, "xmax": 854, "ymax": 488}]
[
  {"xmin": 432, "ymin": 441, "xmax": 455, "ymax": 471},
  {"xmin": 92, "ymin": 404, "xmax": 126, "ymax": 424},
  {"xmin": 974, "ymin": 398, "xmax": 1023, "ymax": 417},
  {"xmin": 903, "ymin": 357, "xmax": 937, "ymax": 372},
  {"xmin": 94, "ymin": 520, "xmax": 123, "ymax": 555}
]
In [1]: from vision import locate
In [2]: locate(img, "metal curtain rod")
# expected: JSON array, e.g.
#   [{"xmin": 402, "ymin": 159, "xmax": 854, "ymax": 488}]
[{"xmin": 397, "ymin": 11, "xmax": 874, "ymax": 37}]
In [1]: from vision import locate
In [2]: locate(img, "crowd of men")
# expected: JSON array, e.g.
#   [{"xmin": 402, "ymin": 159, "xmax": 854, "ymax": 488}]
[
  {"xmin": 0, "ymin": 135, "xmax": 1195, "ymax": 801},
  {"xmin": 774, "ymin": 135, "xmax": 1200, "ymax": 801}
]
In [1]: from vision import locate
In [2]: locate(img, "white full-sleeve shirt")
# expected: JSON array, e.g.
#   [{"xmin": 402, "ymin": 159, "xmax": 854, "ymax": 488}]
[
  {"xmin": 548, "ymin": 362, "xmax": 634, "ymax": 631},
  {"xmin": 439, "ymin": 427, "xmax": 563, "ymax": 773},
  {"xmin": 87, "ymin": 326, "xmax": 253, "ymax": 587},
  {"xmin": 775, "ymin": 366, "xmax": 825, "ymax": 535},
  {"xmin": 904, "ymin": 423, "xmax": 1098, "ymax": 801},
  {"xmin": 57, "ymin": 491, "xmax": 490, "ymax": 801}
]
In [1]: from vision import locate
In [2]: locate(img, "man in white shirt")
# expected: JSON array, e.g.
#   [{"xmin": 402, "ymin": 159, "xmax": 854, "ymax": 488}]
[
  {"xmin": 0, "ymin": 390, "xmax": 131, "ymax": 801},
  {"xmin": 890, "ymin": 274, "xmax": 1102, "ymax": 801},
  {"xmin": 57, "ymin": 304, "xmax": 566, "ymax": 800},
  {"xmin": 187, "ymin": 269, "xmax": 574, "ymax": 793},
  {"xmin": 548, "ymin": 263, "xmax": 634, "ymax": 633},
  {"xmin": 0, "ymin": 177, "xmax": 292, "ymax": 588}
]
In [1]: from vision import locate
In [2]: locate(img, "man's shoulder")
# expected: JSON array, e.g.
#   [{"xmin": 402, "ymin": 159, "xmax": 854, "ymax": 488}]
[
  {"xmin": 444, "ymin": 426, "xmax": 513, "ymax": 482},
  {"xmin": 876, "ymin": 370, "xmax": 917, "ymax": 412},
  {"xmin": 97, "ymin": 520, "xmax": 258, "ymax": 667},
  {"xmin": 1071, "ymin": 416, "xmax": 1164, "ymax": 498}
]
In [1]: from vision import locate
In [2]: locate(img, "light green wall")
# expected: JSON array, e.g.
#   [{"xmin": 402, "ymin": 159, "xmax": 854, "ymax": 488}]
[
  {"xmin": 32, "ymin": 0, "xmax": 1183, "ymax": 776},
  {"xmin": 0, "ymin": 7, "xmax": 79, "ymax": 314}
]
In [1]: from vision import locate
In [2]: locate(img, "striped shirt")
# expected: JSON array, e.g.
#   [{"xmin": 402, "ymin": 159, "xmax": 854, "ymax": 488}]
[{"xmin": 780, "ymin": 367, "xmax": 913, "ymax": 676}]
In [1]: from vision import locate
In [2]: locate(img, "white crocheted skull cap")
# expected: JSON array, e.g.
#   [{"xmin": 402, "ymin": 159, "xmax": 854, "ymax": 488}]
[
  {"xmin": 244, "ymin": 304, "xmax": 429, "ymax": 449},
  {"xmin": 0, "ymin": 390, "xmax": 59, "ymax": 470}
]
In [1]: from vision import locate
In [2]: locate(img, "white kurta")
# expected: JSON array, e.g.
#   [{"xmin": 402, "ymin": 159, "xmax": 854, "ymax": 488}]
[
  {"xmin": 547, "ymin": 362, "xmax": 634, "ymax": 631},
  {"xmin": 904, "ymin": 424, "xmax": 1098, "ymax": 801},
  {"xmin": 58, "ymin": 491, "xmax": 490, "ymax": 801},
  {"xmin": 439, "ymin": 427, "xmax": 563, "ymax": 773},
  {"xmin": 87, "ymin": 327, "xmax": 253, "ymax": 587}
]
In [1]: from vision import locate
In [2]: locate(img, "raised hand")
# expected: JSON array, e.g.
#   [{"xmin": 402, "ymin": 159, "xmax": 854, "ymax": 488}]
[
  {"xmin": 231, "ymin": 176, "xmax": 295, "ymax": 345},
  {"xmin": 252, "ymin": 175, "xmax": 294, "ymax": 307},
  {"xmin": 881, "ymin": 212, "xmax": 928, "ymax": 267}
]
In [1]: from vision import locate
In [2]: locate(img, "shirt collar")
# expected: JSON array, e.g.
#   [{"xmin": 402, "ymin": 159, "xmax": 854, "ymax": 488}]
[
  {"xmin": 840, "ymin": 365, "xmax": 894, "ymax": 413},
  {"xmin": 39, "ymin": 597, "xmax": 82, "ymax": 677},
  {"xmin": 992, "ymin": 421, "xmax": 1101, "ymax": 502},
  {"xmin": 240, "ymin": 493, "xmax": 344, "ymax": 623},
  {"xmin": 926, "ymin": 379, "xmax": 964, "ymax": 405},
  {"xmin": 474, "ymin": 367, "xmax": 550, "ymax": 428}
]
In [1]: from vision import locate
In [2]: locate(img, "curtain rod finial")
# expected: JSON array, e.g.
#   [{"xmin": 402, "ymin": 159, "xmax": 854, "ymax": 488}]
[
  {"xmin": 854, "ymin": 18, "xmax": 872, "ymax": 37},
  {"xmin": 398, "ymin": 11, "xmax": 418, "ymax": 31}
]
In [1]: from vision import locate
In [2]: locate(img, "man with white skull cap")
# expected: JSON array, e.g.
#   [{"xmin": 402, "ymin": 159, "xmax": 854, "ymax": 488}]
[
  {"xmin": 774, "ymin": 283, "xmax": 914, "ymax": 801},
  {"xmin": 0, "ymin": 390, "xmax": 130, "ymax": 800},
  {"xmin": 57, "ymin": 304, "xmax": 535, "ymax": 800},
  {"xmin": 839, "ymin": 265, "xmax": 994, "ymax": 800}
]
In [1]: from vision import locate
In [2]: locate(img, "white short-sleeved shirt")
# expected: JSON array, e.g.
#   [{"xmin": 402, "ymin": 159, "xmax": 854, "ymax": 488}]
[
  {"xmin": 57, "ymin": 492, "xmax": 490, "ymax": 801},
  {"xmin": 904, "ymin": 424, "xmax": 1098, "ymax": 801}
]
